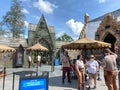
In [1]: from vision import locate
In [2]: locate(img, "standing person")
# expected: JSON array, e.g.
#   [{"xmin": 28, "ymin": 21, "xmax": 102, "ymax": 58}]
[
  {"xmin": 75, "ymin": 54, "xmax": 85, "ymax": 90},
  {"xmin": 37, "ymin": 53, "xmax": 41, "ymax": 67},
  {"xmin": 96, "ymin": 59, "xmax": 102, "ymax": 81},
  {"xmin": 102, "ymin": 48, "xmax": 118, "ymax": 90},
  {"xmin": 28, "ymin": 54, "xmax": 32, "ymax": 68},
  {"xmin": 60, "ymin": 50, "xmax": 71, "ymax": 84},
  {"xmin": 46, "ymin": 54, "xmax": 50, "ymax": 65},
  {"xmin": 86, "ymin": 55, "xmax": 99, "ymax": 89}
]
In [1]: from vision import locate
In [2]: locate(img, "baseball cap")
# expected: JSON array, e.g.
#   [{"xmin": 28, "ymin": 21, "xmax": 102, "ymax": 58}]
[{"xmin": 90, "ymin": 55, "xmax": 95, "ymax": 58}]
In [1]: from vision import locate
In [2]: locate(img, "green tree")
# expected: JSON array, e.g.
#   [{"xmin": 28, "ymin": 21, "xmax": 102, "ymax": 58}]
[
  {"xmin": 56, "ymin": 33, "xmax": 74, "ymax": 42},
  {"xmin": 3, "ymin": 0, "xmax": 25, "ymax": 38},
  {"xmin": 0, "ymin": 22, "xmax": 4, "ymax": 35}
]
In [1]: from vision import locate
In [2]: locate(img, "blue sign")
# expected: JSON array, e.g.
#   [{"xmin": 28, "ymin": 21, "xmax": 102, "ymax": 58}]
[
  {"xmin": 54, "ymin": 58, "xmax": 60, "ymax": 66},
  {"xmin": 19, "ymin": 76, "xmax": 48, "ymax": 90}
]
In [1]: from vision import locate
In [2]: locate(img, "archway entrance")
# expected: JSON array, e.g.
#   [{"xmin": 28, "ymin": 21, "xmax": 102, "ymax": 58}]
[{"xmin": 104, "ymin": 33, "xmax": 116, "ymax": 52}]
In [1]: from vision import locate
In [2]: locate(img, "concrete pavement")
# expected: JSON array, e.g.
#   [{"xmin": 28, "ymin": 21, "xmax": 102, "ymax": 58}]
[{"xmin": 0, "ymin": 65, "xmax": 119, "ymax": 90}]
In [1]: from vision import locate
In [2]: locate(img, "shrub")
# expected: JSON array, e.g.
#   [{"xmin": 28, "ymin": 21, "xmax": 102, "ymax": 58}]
[
  {"xmin": 33, "ymin": 52, "xmax": 38, "ymax": 63},
  {"xmin": 41, "ymin": 57, "xmax": 46, "ymax": 64}
]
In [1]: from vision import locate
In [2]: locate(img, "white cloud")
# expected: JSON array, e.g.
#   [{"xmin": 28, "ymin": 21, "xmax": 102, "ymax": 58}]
[
  {"xmin": 66, "ymin": 19, "xmax": 84, "ymax": 36},
  {"xmin": 33, "ymin": 0, "xmax": 57, "ymax": 14},
  {"xmin": 24, "ymin": 21, "xmax": 29, "ymax": 27},
  {"xmin": 72, "ymin": 37, "xmax": 79, "ymax": 40},
  {"xmin": 22, "ymin": 8, "xmax": 29, "ymax": 14},
  {"xmin": 31, "ymin": 15, "xmax": 40, "ymax": 20},
  {"xmin": 56, "ymin": 30, "xmax": 79, "ymax": 41},
  {"xmin": 98, "ymin": 0, "xmax": 106, "ymax": 3},
  {"xmin": 35, "ymin": 16, "xmax": 40, "ymax": 20},
  {"xmin": 56, "ymin": 31, "xmax": 65, "ymax": 38}
]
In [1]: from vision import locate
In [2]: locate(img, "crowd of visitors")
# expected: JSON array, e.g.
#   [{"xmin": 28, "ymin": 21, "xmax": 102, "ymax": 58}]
[
  {"xmin": 27, "ymin": 48, "xmax": 119, "ymax": 90},
  {"xmin": 60, "ymin": 48, "xmax": 119, "ymax": 90}
]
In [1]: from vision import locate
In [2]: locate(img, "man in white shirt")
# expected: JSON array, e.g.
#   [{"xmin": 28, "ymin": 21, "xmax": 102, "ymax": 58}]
[
  {"xmin": 28, "ymin": 55, "xmax": 32, "ymax": 68},
  {"xmin": 86, "ymin": 55, "xmax": 99, "ymax": 89},
  {"xmin": 37, "ymin": 54, "xmax": 41, "ymax": 67}
]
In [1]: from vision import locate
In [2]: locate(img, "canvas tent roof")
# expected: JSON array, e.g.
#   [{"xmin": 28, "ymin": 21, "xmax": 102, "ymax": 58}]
[
  {"xmin": 62, "ymin": 38, "xmax": 111, "ymax": 50},
  {"xmin": 27, "ymin": 43, "xmax": 48, "ymax": 51},
  {"xmin": 0, "ymin": 45, "xmax": 16, "ymax": 52}
]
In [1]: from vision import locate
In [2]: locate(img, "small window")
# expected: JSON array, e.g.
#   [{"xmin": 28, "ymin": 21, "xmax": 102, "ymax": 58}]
[
  {"xmin": 96, "ymin": 34, "xmax": 100, "ymax": 38},
  {"xmin": 105, "ymin": 25, "xmax": 110, "ymax": 29},
  {"xmin": 116, "ymin": 29, "xmax": 120, "ymax": 34}
]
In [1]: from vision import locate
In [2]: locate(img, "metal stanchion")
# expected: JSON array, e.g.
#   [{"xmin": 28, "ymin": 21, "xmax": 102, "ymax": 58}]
[
  {"xmin": 51, "ymin": 49, "xmax": 56, "ymax": 72},
  {"xmin": 51, "ymin": 60, "xmax": 53, "ymax": 72},
  {"xmin": 36, "ymin": 66, "xmax": 38, "ymax": 76},
  {"xmin": 42, "ymin": 71, "xmax": 49, "ymax": 83},
  {"xmin": 2, "ymin": 67, "xmax": 6, "ymax": 90},
  {"xmin": 51, "ymin": 55, "xmax": 54, "ymax": 72},
  {"xmin": 118, "ymin": 71, "xmax": 120, "ymax": 90},
  {"xmin": 51, "ymin": 59, "xmax": 54, "ymax": 72},
  {"xmin": 12, "ymin": 72, "xmax": 15, "ymax": 90}
]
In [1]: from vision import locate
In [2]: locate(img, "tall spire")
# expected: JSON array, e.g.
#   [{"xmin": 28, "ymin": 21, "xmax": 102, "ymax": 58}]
[
  {"xmin": 40, "ymin": 14, "xmax": 45, "ymax": 22},
  {"xmin": 84, "ymin": 13, "xmax": 89, "ymax": 24},
  {"xmin": 36, "ymin": 14, "xmax": 48, "ymax": 31},
  {"xmin": 79, "ymin": 13, "xmax": 89, "ymax": 39}
]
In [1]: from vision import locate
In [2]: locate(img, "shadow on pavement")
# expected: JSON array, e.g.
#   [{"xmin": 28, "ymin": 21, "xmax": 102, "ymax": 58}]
[
  {"xmin": 49, "ymin": 75, "xmax": 78, "ymax": 89},
  {"xmin": 48, "ymin": 74, "xmax": 90, "ymax": 90},
  {"xmin": 14, "ymin": 70, "xmax": 37, "ymax": 77}
]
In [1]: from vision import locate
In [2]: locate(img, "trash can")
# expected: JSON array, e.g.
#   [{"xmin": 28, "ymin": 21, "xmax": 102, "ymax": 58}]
[{"xmin": 54, "ymin": 58, "xmax": 60, "ymax": 66}]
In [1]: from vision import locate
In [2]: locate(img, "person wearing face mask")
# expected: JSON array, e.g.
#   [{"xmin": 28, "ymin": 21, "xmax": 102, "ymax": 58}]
[{"xmin": 86, "ymin": 55, "xmax": 99, "ymax": 89}]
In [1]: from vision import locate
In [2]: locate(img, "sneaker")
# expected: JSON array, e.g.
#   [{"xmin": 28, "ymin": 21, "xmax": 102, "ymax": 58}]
[
  {"xmin": 68, "ymin": 80, "xmax": 71, "ymax": 83},
  {"xmin": 97, "ymin": 78, "xmax": 102, "ymax": 81},
  {"xmin": 94, "ymin": 86, "xmax": 96, "ymax": 89},
  {"xmin": 62, "ymin": 80, "xmax": 64, "ymax": 84},
  {"xmin": 88, "ymin": 86, "xmax": 91, "ymax": 89}
]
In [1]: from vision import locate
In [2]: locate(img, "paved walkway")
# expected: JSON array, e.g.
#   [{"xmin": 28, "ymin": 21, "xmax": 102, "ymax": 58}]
[{"xmin": 0, "ymin": 65, "xmax": 119, "ymax": 90}]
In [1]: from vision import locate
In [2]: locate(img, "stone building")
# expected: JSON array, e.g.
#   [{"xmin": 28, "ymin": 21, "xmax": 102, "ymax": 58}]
[
  {"xmin": 2, "ymin": 9, "xmax": 120, "ymax": 67},
  {"xmin": 28, "ymin": 14, "xmax": 56, "ymax": 52},
  {"xmin": 28, "ymin": 14, "xmax": 56, "ymax": 69},
  {"xmin": 0, "ymin": 37, "xmax": 27, "ymax": 68},
  {"xmin": 0, "ymin": 14, "xmax": 56, "ymax": 68},
  {"xmin": 80, "ymin": 9, "xmax": 120, "ymax": 60}
]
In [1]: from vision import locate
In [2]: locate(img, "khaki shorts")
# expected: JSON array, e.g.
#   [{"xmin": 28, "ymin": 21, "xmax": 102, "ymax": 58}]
[{"xmin": 88, "ymin": 73, "xmax": 97, "ymax": 79}]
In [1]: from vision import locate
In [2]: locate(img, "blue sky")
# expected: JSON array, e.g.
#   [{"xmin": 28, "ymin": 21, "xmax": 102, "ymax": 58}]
[{"xmin": 0, "ymin": 0, "xmax": 120, "ymax": 39}]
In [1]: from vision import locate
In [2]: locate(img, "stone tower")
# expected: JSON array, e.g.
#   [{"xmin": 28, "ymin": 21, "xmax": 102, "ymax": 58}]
[{"xmin": 28, "ymin": 14, "xmax": 56, "ymax": 52}]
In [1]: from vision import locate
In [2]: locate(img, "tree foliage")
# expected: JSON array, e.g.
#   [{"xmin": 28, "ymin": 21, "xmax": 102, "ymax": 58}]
[
  {"xmin": 3, "ymin": 0, "xmax": 25, "ymax": 38},
  {"xmin": 0, "ymin": 22, "xmax": 4, "ymax": 35},
  {"xmin": 56, "ymin": 33, "xmax": 74, "ymax": 42}
]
